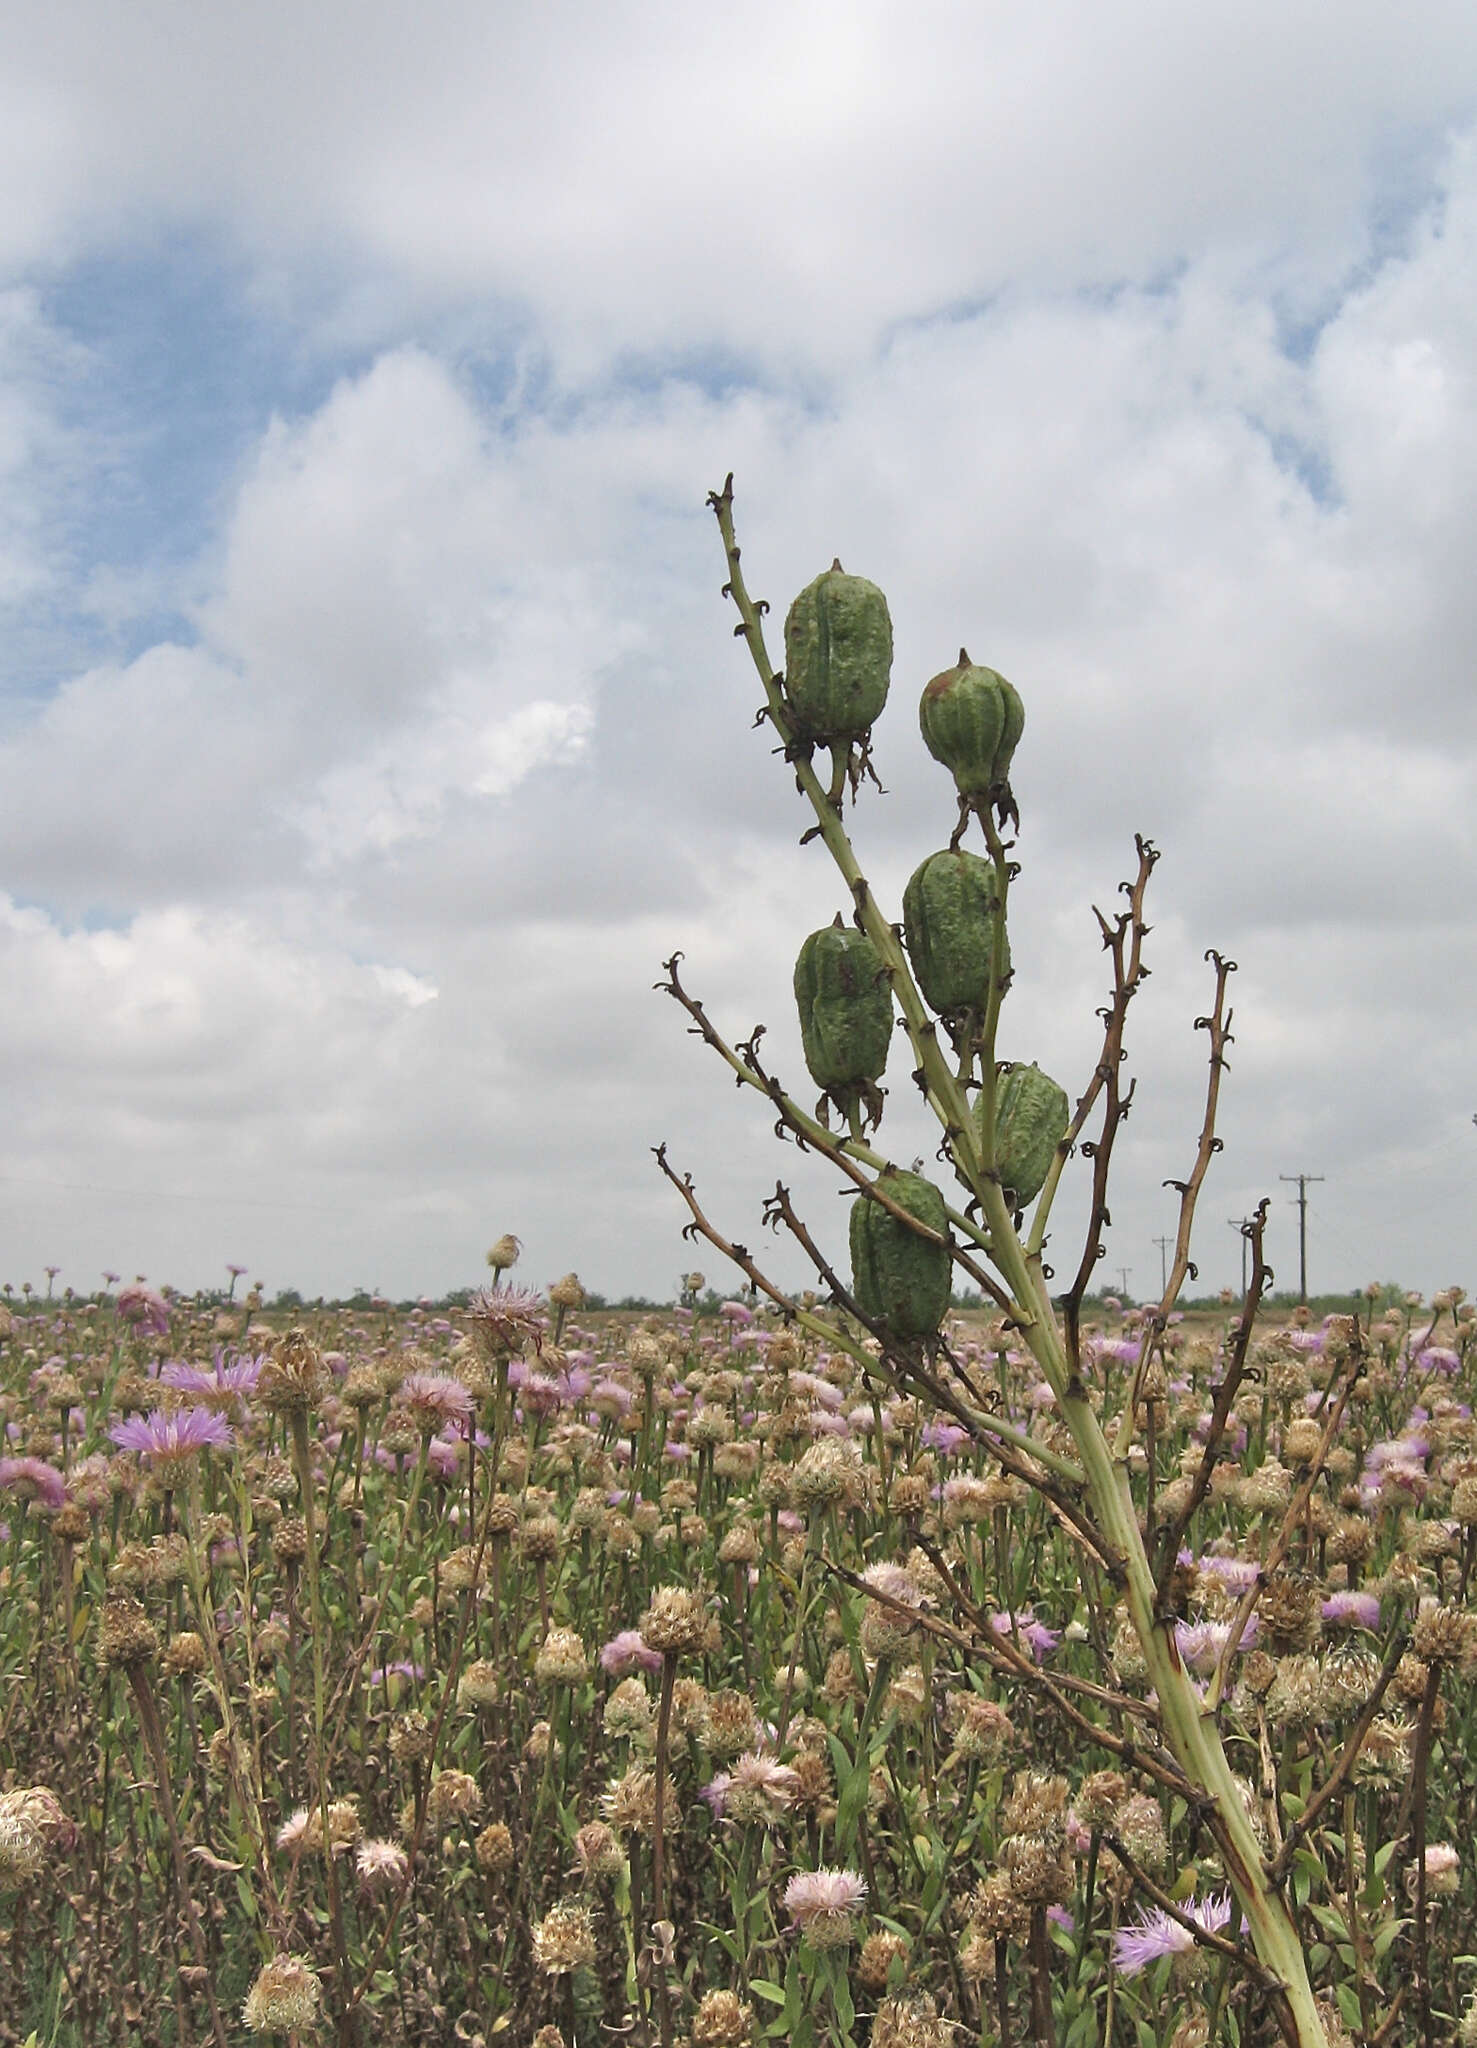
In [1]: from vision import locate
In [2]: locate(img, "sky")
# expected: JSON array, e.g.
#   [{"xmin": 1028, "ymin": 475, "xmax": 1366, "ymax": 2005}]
[{"xmin": 2, "ymin": 0, "xmax": 1475, "ymax": 1307}]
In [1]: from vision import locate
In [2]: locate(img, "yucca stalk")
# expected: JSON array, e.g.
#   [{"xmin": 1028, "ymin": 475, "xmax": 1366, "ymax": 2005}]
[{"xmin": 686, "ymin": 478, "xmax": 1327, "ymax": 2048}]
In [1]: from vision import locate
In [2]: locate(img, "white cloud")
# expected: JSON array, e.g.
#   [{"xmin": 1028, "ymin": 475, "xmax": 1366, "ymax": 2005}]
[{"xmin": 2, "ymin": 12, "xmax": 1477, "ymax": 1298}]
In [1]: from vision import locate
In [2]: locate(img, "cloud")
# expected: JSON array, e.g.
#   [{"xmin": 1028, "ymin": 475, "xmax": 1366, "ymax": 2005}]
[{"xmin": 2, "ymin": 17, "xmax": 1476, "ymax": 1298}]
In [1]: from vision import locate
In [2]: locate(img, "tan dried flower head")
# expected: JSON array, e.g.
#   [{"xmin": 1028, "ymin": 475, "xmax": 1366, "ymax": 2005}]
[
  {"xmin": 97, "ymin": 1593, "xmax": 160, "ymax": 1671},
  {"xmin": 604, "ymin": 1765, "xmax": 660, "ymax": 1837},
  {"xmin": 549, "ymin": 1272, "xmax": 585, "ymax": 1310},
  {"xmin": 532, "ymin": 1899, "xmax": 597, "ymax": 1976},
  {"xmin": 162, "ymin": 1630, "xmax": 209, "ymax": 1679},
  {"xmin": 1412, "ymin": 1600, "xmax": 1476, "ymax": 1665},
  {"xmin": 953, "ymin": 1695, "xmax": 1014, "ymax": 1763},
  {"xmin": 792, "ymin": 1437, "xmax": 866, "ymax": 1511},
  {"xmin": 441, "ymin": 1543, "xmax": 489, "ymax": 1592},
  {"xmin": 856, "ymin": 1928, "xmax": 911, "ymax": 1994},
  {"xmin": 1257, "ymin": 1572, "xmax": 1320, "ymax": 1655},
  {"xmin": 1282, "ymin": 1417, "xmax": 1323, "ymax": 1466},
  {"xmin": 257, "ymin": 1330, "xmax": 330, "ymax": 1416},
  {"xmin": 823, "ymin": 1648, "xmax": 864, "ymax": 1705},
  {"xmin": 871, "ymin": 1992, "xmax": 950, "ymax": 2048},
  {"xmin": 535, "ymin": 1627, "xmax": 589, "ymax": 1687},
  {"xmin": 389, "ymin": 1711, "xmax": 433, "ymax": 1765},
  {"xmin": 457, "ymin": 1659, "xmax": 502, "ymax": 1710},
  {"xmin": 968, "ymin": 1870, "xmax": 1029, "ymax": 1940},
  {"xmin": 573, "ymin": 1820, "xmax": 624, "ymax": 1880},
  {"xmin": 243, "ymin": 1953, "xmax": 322, "ymax": 2034},
  {"xmin": 1001, "ymin": 1772, "xmax": 1069, "ymax": 1843},
  {"xmin": 1354, "ymin": 1715, "xmax": 1412, "ymax": 1790},
  {"xmin": 717, "ymin": 1522, "xmax": 760, "ymax": 1567},
  {"xmin": 603, "ymin": 1677, "xmax": 655, "ymax": 1741},
  {"xmin": 0, "ymin": 1787, "xmax": 67, "ymax": 1888},
  {"xmin": 271, "ymin": 1516, "xmax": 309, "ymax": 1565},
  {"xmin": 517, "ymin": 1513, "xmax": 562, "ymax": 1562},
  {"xmin": 788, "ymin": 1748, "xmax": 835, "ymax": 1814},
  {"xmin": 1240, "ymin": 1459, "xmax": 1293, "ymax": 1515},
  {"xmin": 704, "ymin": 1688, "xmax": 759, "ymax": 1761},
  {"xmin": 640, "ymin": 1585, "xmax": 709, "ymax": 1657},
  {"xmin": 425, "ymin": 1770, "xmax": 481, "ymax": 1829},
  {"xmin": 1266, "ymin": 1653, "xmax": 1325, "ymax": 1732},
  {"xmin": 692, "ymin": 1989, "xmax": 755, "ymax": 2047},
  {"xmin": 1075, "ymin": 1770, "xmax": 1128, "ymax": 1832},
  {"xmin": 1114, "ymin": 1793, "xmax": 1168, "ymax": 1868},
  {"xmin": 475, "ymin": 1821, "xmax": 515, "ymax": 1874}
]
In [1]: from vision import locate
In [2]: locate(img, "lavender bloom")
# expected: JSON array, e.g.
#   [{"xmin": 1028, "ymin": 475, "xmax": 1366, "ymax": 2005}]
[
  {"xmin": 161, "ymin": 1350, "xmax": 264, "ymax": 1408},
  {"xmin": 115, "ymin": 1282, "xmax": 171, "ymax": 1337},
  {"xmin": 1323, "ymin": 1590, "xmax": 1381, "ymax": 1631},
  {"xmin": 600, "ymin": 1630, "xmax": 663, "ymax": 1677},
  {"xmin": 397, "ymin": 1371, "xmax": 474, "ymax": 1429},
  {"xmin": 0, "ymin": 1457, "xmax": 67, "ymax": 1510},
  {"xmin": 1114, "ymin": 1891, "xmax": 1232, "ymax": 1975},
  {"xmin": 989, "ymin": 1608, "xmax": 1059, "ymax": 1661},
  {"xmin": 921, "ymin": 1420, "xmax": 969, "ymax": 1456},
  {"xmin": 109, "ymin": 1406, "xmax": 235, "ymax": 1464}
]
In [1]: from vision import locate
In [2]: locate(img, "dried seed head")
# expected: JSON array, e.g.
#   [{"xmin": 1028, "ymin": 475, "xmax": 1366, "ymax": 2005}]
[
  {"xmin": 97, "ymin": 1594, "xmax": 159, "ymax": 1671},
  {"xmin": 1411, "ymin": 1600, "xmax": 1476, "ymax": 1665},
  {"xmin": 257, "ymin": 1331, "xmax": 330, "ymax": 1416},
  {"xmin": 532, "ymin": 1899, "xmax": 597, "ymax": 1976},
  {"xmin": 1114, "ymin": 1793, "xmax": 1167, "ymax": 1869},
  {"xmin": 162, "ymin": 1630, "xmax": 209, "ymax": 1679},
  {"xmin": 424, "ymin": 1771, "xmax": 481, "ymax": 1828},
  {"xmin": 389, "ymin": 1711, "xmax": 433, "ymax": 1765},
  {"xmin": 1257, "ymin": 1572, "xmax": 1320, "ymax": 1655},
  {"xmin": 870, "ymin": 1992, "xmax": 950, "ymax": 2048},
  {"xmin": 243, "ymin": 1953, "xmax": 322, "ymax": 2034},
  {"xmin": 639, "ymin": 1585, "xmax": 710, "ymax": 1657},
  {"xmin": 692, "ymin": 1990, "xmax": 755, "ymax": 2047},
  {"xmin": 517, "ymin": 1514, "xmax": 562, "ymax": 1562},
  {"xmin": 534, "ymin": 1628, "xmax": 589, "ymax": 1687},
  {"xmin": 475, "ymin": 1821, "xmax": 515, "ymax": 1874},
  {"xmin": 952, "ymin": 1695, "xmax": 1014, "ymax": 1763},
  {"xmin": 572, "ymin": 1820, "xmax": 623, "ymax": 1881},
  {"xmin": 457, "ymin": 1660, "xmax": 502, "ymax": 1710},
  {"xmin": 856, "ymin": 1928, "xmax": 911, "ymax": 1993},
  {"xmin": 1075, "ymin": 1770, "xmax": 1128, "ymax": 1832}
]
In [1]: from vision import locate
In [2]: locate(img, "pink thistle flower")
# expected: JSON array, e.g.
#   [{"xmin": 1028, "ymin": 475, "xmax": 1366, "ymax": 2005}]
[
  {"xmin": 1114, "ymin": 1891, "xmax": 1232, "ymax": 1975},
  {"xmin": 109, "ymin": 1406, "xmax": 235, "ymax": 1465},
  {"xmin": 1322, "ymin": 1590, "xmax": 1381, "ymax": 1631},
  {"xmin": 356, "ymin": 1838, "xmax": 408, "ymax": 1889},
  {"xmin": 0, "ymin": 1457, "xmax": 67, "ymax": 1510},
  {"xmin": 784, "ymin": 1867, "xmax": 867, "ymax": 1947},
  {"xmin": 115, "ymin": 1283, "xmax": 171, "ymax": 1337},
  {"xmin": 397, "ymin": 1372, "xmax": 474, "ymax": 1430},
  {"xmin": 161, "ymin": 1350, "xmax": 264, "ymax": 1410},
  {"xmin": 988, "ymin": 1607, "xmax": 1059, "ymax": 1662},
  {"xmin": 600, "ymin": 1630, "xmax": 663, "ymax": 1677}
]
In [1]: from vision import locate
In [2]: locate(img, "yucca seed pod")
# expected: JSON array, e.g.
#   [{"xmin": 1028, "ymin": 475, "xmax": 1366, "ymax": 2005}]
[
  {"xmin": 918, "ymin": 650, "xmax": 1024, "ymax": 797},
  {"xmin": 849, "ymin": 1170, "xmax": 952, "ymax": 1340},
  {"xmin": 902, "ymin": 847, "xmax": 1010, "ymax": 1015},
  {"xmin": 979, "ymin": 1063, "xmax": 1070, "ymax": 1207},
  {"xmin": 783, "ymin": 562, "xmax": 893, "ymax": 743},
  {"xmin": 793, "ymin": 921, "xmax": 892, "ymax": 1099}
]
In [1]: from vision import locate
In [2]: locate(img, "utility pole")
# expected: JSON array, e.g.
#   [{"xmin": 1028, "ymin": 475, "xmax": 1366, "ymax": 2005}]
[
  {"xmin": 1116, "ymin": 1266, "xmax": 1132, "ymax": 1302},
  {"xmin": 1152, "ymin": 1235, "xmax": 1172, "ymax": 1295},
  {"xmin": 1279, "ymin": 1174, "xmax": 1324, "ymax": 1306},
  {"xmin": 1228, "ymin": 1217, "xmax": 1254, "ymax": 1296}
]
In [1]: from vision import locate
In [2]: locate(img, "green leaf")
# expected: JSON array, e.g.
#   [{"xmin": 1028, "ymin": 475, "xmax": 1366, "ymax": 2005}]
[
  {"xmin": 747, "ymin": 1981, "xmax": 787, "ymax": 2007},
  {"xmin": 1372, "ymin": 1917, "xmax": 1409, "ymax": 1963}
]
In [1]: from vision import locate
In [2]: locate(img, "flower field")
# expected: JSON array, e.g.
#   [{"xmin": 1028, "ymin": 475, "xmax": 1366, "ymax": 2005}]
[{"xmin": 2, "ymin": 1271, "xmax": 1475, "ymax": 2046}]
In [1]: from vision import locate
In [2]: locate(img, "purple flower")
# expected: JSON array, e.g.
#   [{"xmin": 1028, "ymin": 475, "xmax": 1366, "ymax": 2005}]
[
  {"xmin": 115, "ymin": 1282, "xmax": 171, "ymax": 1336},
  {"xmin": 719, "ymin": 1301, "xmax": 753, "ymax": 1327},
  {"xmin": 0, "ymin": 1457, "xmax": 67, "ymax": 1510},
  {"xmin": 109, "ymin": 1406, "xmax": 234, "ymax": 1464},
  {"xmin": 161, "ymin": 1350, "xmax": 264, "ymax": 1408},
  {"xmin": 989, "ymin": 1608, "xmax": 1059, "ymax": 1661},
  {"xmin": 1114, "ymin": 1891, "xmax": 1232, "ymax": 1975},
  {"xmin": 921, "ymin": 1420, "xmax": 969, "ymax": 1456},
  {"xmin": 398, "ymin": 1371, "xmax": 474, "ymax": 1429},
  {"xmin": 1323, "ymin": 1590, "xmax": 1381, "ymax": 1631},
  {"xmin": 600, "ymin": 1630, "xmax": 663, "ymax": 1677}
]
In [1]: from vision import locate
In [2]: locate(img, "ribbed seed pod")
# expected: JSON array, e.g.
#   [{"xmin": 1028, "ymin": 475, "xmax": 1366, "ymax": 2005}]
[
  {"xmin": 979, "ymin": 1064, "xmax": 1069, "ymax": 1207},
  {"xmin": 793, "ymin": 922, "xmax": 892, "ymax": 1097},
  {"xmin": 849, "ymin": 1170, "xmax": 951, "ymax": 1340},
  {"xmin": 918, "ymin": 651, "xmax": 1024, "ymax": 797},
  {"xmin": 784, "ymin": 563, "xmax": 893, "ymax": 742},
  {"xmin": 902, "ymin": 848, "xmax": 1010, "ymax": 1015}
]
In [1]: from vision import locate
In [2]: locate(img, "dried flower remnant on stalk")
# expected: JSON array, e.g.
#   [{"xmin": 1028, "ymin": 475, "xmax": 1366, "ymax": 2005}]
[
  {"xmin": 257, "ymin": 1330, "xmax": 330, "ymax": 1415},
  {"xmin": 532, "ymin": 1898, "xmax": 597, "ymax": 1975},
  {"xmin": 242, "ymin": 1953, "xmax": 323, "ymax": 2034}
]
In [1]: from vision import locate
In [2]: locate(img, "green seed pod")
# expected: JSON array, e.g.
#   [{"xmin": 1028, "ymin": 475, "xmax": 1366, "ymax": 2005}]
[
  {"xmin": 793, "ymin": 921, "xmax": 892, "ymax": 1097},
  {"xmin": 849, "ymin": 1170, "xmax": 951, "ymax": 1340},
  {"xmin": 918, "ymin": 650, "xmax": 1024, "ymax": 797},
  {"xmin": 979, "ymin": 1063, "xmax": 1070, "ymax": 1207},
  {"xmin": 783, "ymin": 562, "xmax": 893, "ymax": 743},
  {"xmin": 902, "ymin": 848, "xmax": 1010, "ymax": 1015}
]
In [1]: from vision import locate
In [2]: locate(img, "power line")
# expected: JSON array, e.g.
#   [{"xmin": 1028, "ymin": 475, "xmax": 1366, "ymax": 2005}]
[
  {"xmin": 1228, "ymin": 1217, "xmax": 1255, "ymax": 1296},
  {"xmin": 1270, "ymin": 1179, "xmax": 1319, "ymax": 1302},
  {"xmin": 1152, "ymin": 1234, "xmax": 1171, "ymax": 1295}
]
